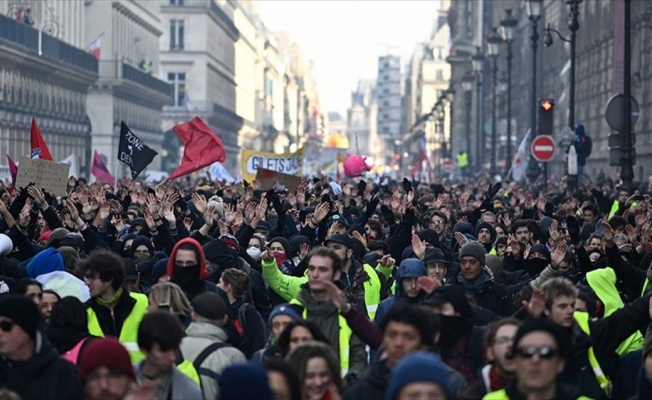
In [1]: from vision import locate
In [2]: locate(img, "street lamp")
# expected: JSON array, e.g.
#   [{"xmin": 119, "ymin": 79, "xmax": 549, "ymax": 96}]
[
  {"xmin": 487, "ymin": 27, "xmax": 503, "ymax": 176},
  {"xmin": 526, "ymin": 0, "xmax": 543, "ymax": 183},
  {"xmin": 471, "ymin": 46, "xmax": 485, "ymax": 170},
  {"xmin": 462, "ymin": 71, "xmax": 474, "ymax": 163},
  {"xmin": 500, "ymin": 9, "xmax": 518, "ymax": 175},
  {"xmin": 497, "ymin": 72, "xmax": 508, "ymax": 167},
  {"xmin": 544, "ymin": 0, "xmax": 582, "ymax": 187}
]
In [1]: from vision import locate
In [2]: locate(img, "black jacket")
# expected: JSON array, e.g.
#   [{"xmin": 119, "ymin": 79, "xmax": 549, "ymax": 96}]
[
  {"xmin": 343, "ymin": 358, "xmax": 388, "ymax": 400},
  {"xmin": 0, "ymin": 332, "xmax": 84, "ymax": 400}
]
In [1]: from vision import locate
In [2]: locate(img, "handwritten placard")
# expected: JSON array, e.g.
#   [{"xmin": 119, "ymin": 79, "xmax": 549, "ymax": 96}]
[
  {"xmin": 16, "ymin": 157, "xmax": 70, "ymax": 196},
  {"xmin": 255, "ymin": 168, "xmax": 302, "ymax": 193}
]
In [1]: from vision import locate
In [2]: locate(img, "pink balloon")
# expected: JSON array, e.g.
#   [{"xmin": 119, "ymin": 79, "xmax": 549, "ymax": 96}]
[{"xmin": 343, "ymin": 155, "xmax": 371, "ymax": 178}]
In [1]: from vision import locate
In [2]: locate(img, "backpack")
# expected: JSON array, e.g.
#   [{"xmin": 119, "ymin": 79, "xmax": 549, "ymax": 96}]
[
  {"xmin": 233, "ymin": 302, "xmax": 267, "ymax": 355},
  {"xmin": 185, "ymin": 341, "xmax": 233, "ymax": 390}
]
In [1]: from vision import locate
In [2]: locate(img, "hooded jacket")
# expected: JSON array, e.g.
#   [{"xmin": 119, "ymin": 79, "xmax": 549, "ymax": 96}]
[
  {"xmin": 180, "ymin": 321, "xmax": 246, "ymax": 400},
  {"xmin": 26, "ymin": 248, "xmax": 64, "ymax": 278},
  {"xmin": 0, "ymin": 332, "xmax": 84, "ymax": 400},
  {"xmin": 167, "ymin": 238, "xmax": 215, "ymax": 301},
  {"xmin": 374, "ymin": 258, "xmax": 426, "ymax": 324}
]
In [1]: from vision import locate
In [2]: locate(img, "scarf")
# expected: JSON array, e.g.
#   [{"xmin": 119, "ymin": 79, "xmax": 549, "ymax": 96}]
[
  {"xmin": 457, "ymin": 270, "xmax": 492, "ymax": 294},
  {"xmin": 489, "ymin": 365, "xmax": 510, "ymax": 391},
  {"xmin": 96, "ymin": 287, "xmax": 124, "ymax": 308}
]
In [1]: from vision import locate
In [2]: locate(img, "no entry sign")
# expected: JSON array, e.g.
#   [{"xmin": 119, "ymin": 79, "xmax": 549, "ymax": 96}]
[{"xmin": 531, "ymin": 135, "xmax": 556, "ymax": 162}]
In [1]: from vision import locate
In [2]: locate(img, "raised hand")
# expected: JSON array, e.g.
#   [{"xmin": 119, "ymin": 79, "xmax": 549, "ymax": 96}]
[
  {"xmin": 298, "ymin": 243, "xmax": 310, "ymax": 260},
  {"xmin": 454, "ymin": 231, "xmax": 469, "ymax": 247},
  {"xmin": 416, "ymin": 276, "xmax": 441, "ymax": 294},
  {"xmin": 550, "ymin": 243, "xmax": 566, "ymax": 269},
  {"xmin": 191, "ymin": 192, "xmax": 207, "ymax": 214},
  {"xmin": 602, "ymin": 222, "xmax": 615, "ymax": 243},
  {"xmin": 66, "ymin": 198, "xmax": 80, "ymax": 221},
  {"xmin": 144, "ymin": 209, "xmax": 156, "ymax": 230},
  {"xmin": 146, "ymin": 193, "xmax": 160, "ymax": 215},
  {"xmin": 27, "ymin": 186, "xmax": 46, "ymax": 206},
  {"xmin": 261, "ymin": 248, "xmax": 275, "ymax": 262},
  {"xmin": 625, "ymin": 224, "xmax": 639, "ymax": 244},
  {"xmin": 411, "ymin": 233, "xmax": 426, "ymax": 260},
  {"xmin": 322, "ymin": 280, "xmax": 349, "ymax": 311},
  {"xmin": 351, "ymin": 230, "xmax": 367, "ymax": 249},
  {"xmin": 217, "ymin": 220, "xmax": 228, "ymax": 236},
  {"xmin": 98, "ymin": 201, "xmax": 111, "ymax": 221},
  {"xmin": 549, "ymin": 220, "xmax": 561, "ymax": 243},
  {"xmin": 379, "ymin": 254, "xmax": 396, "ymax": 268},
  {"xmin": 255, "ymin": 198, "xmax": 268, "ymax": 220},
  {"xmin": 224, "ymin": 204, "xmax": 236, "ymax": 224},
  {"xmin": 234, "ymin": 209, "xmax": 244, "ymax": 227},
  {"xmin": 163, "ymin": 203, "xmax": 176, "ymax": 224},
  {"xmin": 204, "ymin": 205, "xmax": 216, "ymax": 226},
  {"xmin": 314, "ymin": 202, "xmax": 330, "ymax": 224},
  {"xmin": 523, "ymin": 288, "xmax": 546, "ymax": 319},
  {"xmin": 183, "ymin": 216, "xmax": 192, "ymax": 232}
]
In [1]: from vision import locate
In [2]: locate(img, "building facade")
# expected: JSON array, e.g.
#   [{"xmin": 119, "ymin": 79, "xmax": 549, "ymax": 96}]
[
  {"xmin": 0, "ymin": 0, "xmax": 97, "ymax": 176},
  {"xmin": 347, "ymin": 79, "xmax": 379, "ymax": 160},
  {"xmin": 376, "ymin": 54, "xmax": 402, "ymax": 161},
  {"xmin": 86, "ymin": 0, "xmax": 171, "ymax": 176}
]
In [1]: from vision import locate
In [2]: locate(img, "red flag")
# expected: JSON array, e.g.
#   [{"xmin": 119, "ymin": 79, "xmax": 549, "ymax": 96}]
[
  {"xmin": 6, "ymin": 155, "xmax": 17, "ymax": 187},
  {"xmin": 169, "ymin": 117, "xmax": 226, "ymax": 180},
  {"xmin": 91, "ymin": 150, "xmax": 115, "ymax": 186},
  {"xmin": 87, "ymin": 37, "xmax": 101, "ymax": 60},
  {"xmin": 30, "ymin": 118, "xmax": 53, "ymax": 160}
]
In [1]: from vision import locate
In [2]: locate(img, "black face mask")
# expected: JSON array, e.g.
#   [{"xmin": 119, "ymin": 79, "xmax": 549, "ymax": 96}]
[
  {"xmin": 172, "ymin": 265, "xmax": 200, "ymax": 288},
  {"xmin": 438, "ymin": 315, "xmax": 472, "ymax": 347},
  {"xmin": 134, "ymin": 253, "xmax": 150, "ymax": 263},
  {"xmin": 525, "ymin": 258, "xmax": 549, "ymax": 277}
]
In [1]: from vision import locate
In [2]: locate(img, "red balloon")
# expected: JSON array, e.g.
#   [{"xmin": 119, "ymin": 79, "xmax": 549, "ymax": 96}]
[{"xmin": 343, "ymin": 155, "xmax": 371, "ymax": 178}]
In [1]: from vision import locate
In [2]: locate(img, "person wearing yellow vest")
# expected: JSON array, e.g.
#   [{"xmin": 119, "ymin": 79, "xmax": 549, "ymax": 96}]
[
  {"xmin": 607, "ymin": 186, "xmax": 633, "ymax": 220},
  {"xmin": 134, "ymin": 312, "xmax": 202, "ymax": 399},
  {"xmin": 483, "ymin": 320, "xmax": 591, "ymax": 400},
  {"xmin": 262, "ymin": 246, "xmax": 367, "ymax": 385},
  {"xmin": 457, "ymin": 151, "xmax": 469, "ymax": 177},
  {"xmin": 261, "ymin": 234, "xmax": 385, "ymax": 320},
  {"xmin": 82, "ymin": 250, "xmax": 148, "ymax": 363},
  {"xmin": 526, "ymin": 277, "xmax": 652, "ymax": 400}
]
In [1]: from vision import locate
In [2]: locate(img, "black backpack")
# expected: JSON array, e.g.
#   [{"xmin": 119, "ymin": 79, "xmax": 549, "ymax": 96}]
[{"xmin": 233, "ymin": 302, "xmax": 267, "ymax": 355}]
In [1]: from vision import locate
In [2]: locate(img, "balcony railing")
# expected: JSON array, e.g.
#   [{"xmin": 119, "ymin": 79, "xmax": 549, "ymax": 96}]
[
  {"xmin": 98, "ymin": 60, "xmax": 171, "ymax": 98},
  {"xmin": 0, "ymin": 13, "xmax": 97, "ymax": 74}
]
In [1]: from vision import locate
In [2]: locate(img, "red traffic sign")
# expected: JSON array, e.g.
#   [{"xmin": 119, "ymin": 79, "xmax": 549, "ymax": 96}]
[
  {"xmin": 443, "ymin": 160, "xmax": 455, "ymax": 173},
  {"xmin": 531, "ymin": 135, "xmax": 556, "ymax": 162}
]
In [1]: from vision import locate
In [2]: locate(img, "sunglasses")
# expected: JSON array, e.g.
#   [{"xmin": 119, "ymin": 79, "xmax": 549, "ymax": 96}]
[
  {"xmin": 0, "ymin": 320, "xmax": 14, "ymax": 332},
  {"xmin": 512, "ymin": 346, "xmax": 558, "ymax": 360}
]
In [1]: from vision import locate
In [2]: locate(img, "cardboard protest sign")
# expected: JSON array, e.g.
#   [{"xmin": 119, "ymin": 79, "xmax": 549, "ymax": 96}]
[
  {"xmin": 255, "ymin": 168, "xmax": 302, "ymax": 193},
  {"xmin": 241, "ymin": 147, "xmax": 304, "ymax": 182},
  {"xmin": 16, "ymin": 157, "xmax": 70, "ymax": 196}
]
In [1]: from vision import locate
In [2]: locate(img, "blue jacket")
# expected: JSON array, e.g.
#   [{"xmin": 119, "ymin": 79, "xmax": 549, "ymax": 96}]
[{"xmin": 374, "ymin": 258, "xmax": 426, "ymax": 324}]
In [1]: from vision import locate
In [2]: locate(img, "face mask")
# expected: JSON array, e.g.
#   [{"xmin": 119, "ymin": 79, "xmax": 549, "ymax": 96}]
[
  {"xmin": 247, "ymin": 247, "xmax": 262, "ymax": 261},
  {"xmin": 133, "ymin": 253, "xmax": 150, "ymax": 263},
  {"xmin": 525, "ymin": 258, "xmax": 549, "ymax": 277},
  {"xmin": 172, "ymin": 265, "xmax": 200, "ymax": 288},
  {"xmin": 273, "ymin": 251, "xmax": 288, "ymax": 266}
]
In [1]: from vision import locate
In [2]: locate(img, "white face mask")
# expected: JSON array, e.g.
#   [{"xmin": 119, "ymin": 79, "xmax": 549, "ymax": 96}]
[{"xmin": 247, "ymin": 246, "xmax": 262, "ymax": 261}]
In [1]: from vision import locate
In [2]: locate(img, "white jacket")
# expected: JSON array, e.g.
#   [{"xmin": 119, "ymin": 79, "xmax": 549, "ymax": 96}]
[{"xmin": 180, "ymin": 321, "xmax": 246, "ymax": 400}]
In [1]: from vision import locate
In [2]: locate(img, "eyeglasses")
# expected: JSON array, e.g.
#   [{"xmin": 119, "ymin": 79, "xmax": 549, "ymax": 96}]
[
  {"xmin": 0, "ymin": 320, "xmax": 14, "ymax": 332},
  {"xmin": 493, "ymin": 336, "xmax": 514, "ymax": 346},
  {"xmin": 513, "ymin": 346, "xmax": 558, "ymax": 360}
]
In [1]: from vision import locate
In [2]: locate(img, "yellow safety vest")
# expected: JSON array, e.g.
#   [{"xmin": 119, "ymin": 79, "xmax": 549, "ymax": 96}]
[
  {"xmin": 573, "ymin": 311, "xmax": 612, "ymax": 396},
  {"xmin": 457, "ymin": 153, "xmax": 469, "ymax": 168},
  {"xmin": 482, "ymin": 388, "xmax": 593, "ymax": 400},
  {"xmin": 177, "ymin": 359, "xmax": 201, "ymax": 387},
  {"xmin": 289, "ymin": 298, "xmax": 353, "ymax": 377},
  {"xmin": 87, "ymin": 292, "xmax": 149, "ymax": 363},
  {"xmin": 361, "ymin": 264, "xmax": 381, "ymax": 319}
]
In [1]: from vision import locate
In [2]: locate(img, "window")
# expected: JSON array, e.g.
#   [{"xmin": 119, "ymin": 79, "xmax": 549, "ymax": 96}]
[
  {"xmin": 436, "ymin": 70, "xmax": 443, "ymax": 81},
  {"xmin": 170, "ymin": 20, "xmax": 184, "ymax": 50},
  {"xmin": 168, "ymin": 73, "xmax": 186, "ymax": 107},
  {"xmin": 170, "ymin": 0, "xmax": 183, "ymax": 4}
]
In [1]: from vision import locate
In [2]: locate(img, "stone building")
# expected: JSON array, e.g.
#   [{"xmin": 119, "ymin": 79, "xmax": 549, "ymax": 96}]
[{"xmin": 0, "ymin": 0, "xmax": 97, "ymax": 175}]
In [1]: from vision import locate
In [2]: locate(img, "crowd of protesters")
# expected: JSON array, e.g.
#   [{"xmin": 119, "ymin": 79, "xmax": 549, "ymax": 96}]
[{"xmin": 1, "ymin": 172, "xmax": 652, "ymax": 399}]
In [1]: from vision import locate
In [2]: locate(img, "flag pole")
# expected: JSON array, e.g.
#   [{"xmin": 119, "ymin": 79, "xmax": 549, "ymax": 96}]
[{"xmin": 113, "ymin": 158, "xmax": 118, "ymax": 192}]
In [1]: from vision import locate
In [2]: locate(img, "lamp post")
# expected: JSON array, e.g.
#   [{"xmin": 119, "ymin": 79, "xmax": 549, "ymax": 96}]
[
  {"xmin": 500, "ymin": 9, "xmax": 518, "ymax": 176},
  {"xmin": 487, "ymin": 28, "xmax": 503, "ymax": 177},
  {"xmin": 526, "ymin": 0, "xmax": 543, "ymax": 183},
  {"xmin": 462, "ymin": 71, "xmax": 474, "ymax": 166},
  {"xmin": 445, "ymin": 87, "xmax": 456, "ymax": 160},
  {"xmin": 544, "ymin": 0, "xmax": 582, "ymax": 187},
  {"xmin": 435, "ymin": 100, "xmax": 444, "ymax": 176},
  {"xmin": 471, "ymin": 47, "xmax": 485, "ymax": 171},
  {"xmin": 497, "ymin": 72, "xmax": 508, "ymax": 167}
]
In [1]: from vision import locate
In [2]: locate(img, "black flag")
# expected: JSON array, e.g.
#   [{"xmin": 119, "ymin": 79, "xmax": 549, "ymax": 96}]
[{"xmin": 118, "ymin": 121, "xmax": 158, "ymax": 179}]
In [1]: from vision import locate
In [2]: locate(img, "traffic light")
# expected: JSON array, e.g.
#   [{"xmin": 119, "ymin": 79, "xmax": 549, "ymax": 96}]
[{"xmin": 538, "ymin": 99, "xmax": 555, "ymax": 135}]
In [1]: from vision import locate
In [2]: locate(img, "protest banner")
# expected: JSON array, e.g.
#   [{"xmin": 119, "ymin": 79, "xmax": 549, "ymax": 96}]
[
  {"xmin": 241, "ymin": 147, "xmax": 304, "ymax": 182},
  {"xmin": 16, "ymin": 157, "xmax": 70, "ymax": 195},
  {"xmin": 255, "ymin": 168, "xmax": 302, "ymax": 193}
]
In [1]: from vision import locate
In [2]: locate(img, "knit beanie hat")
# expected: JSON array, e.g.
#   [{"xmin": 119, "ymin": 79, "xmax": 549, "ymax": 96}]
[
  {"xmin": 78, "ymin": 338, "xmax": 135, "ymax": 381},
  {"xmin": 0, "ymin": 295, "xmax": 40, "ymax": 339},
  {"xmin": 219, "ymin": 363, "xmax": 273, "ymax": 400},
  {"xmin": 151, "ymin": 258, "xmax": 169, "ymax": 283},
  {"xmin": 385, "ymin": 351, "xmax": 450, "ymax": 400},
  {"xmin": 459, "ymin": 241, "xmax": 486, "ymax": 265},
  {"xmin": 268, "ymin": 303, "xmax": 301, "ymax": 325},
  {"xmin": 26, "ymin": 247, "xmax": 65, "ymax": 278}
]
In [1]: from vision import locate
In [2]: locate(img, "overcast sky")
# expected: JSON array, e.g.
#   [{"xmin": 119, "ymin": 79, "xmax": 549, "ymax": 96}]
[{"xmin": 257, "ymin": 0, "xmax": 438, "ymax": 118}]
